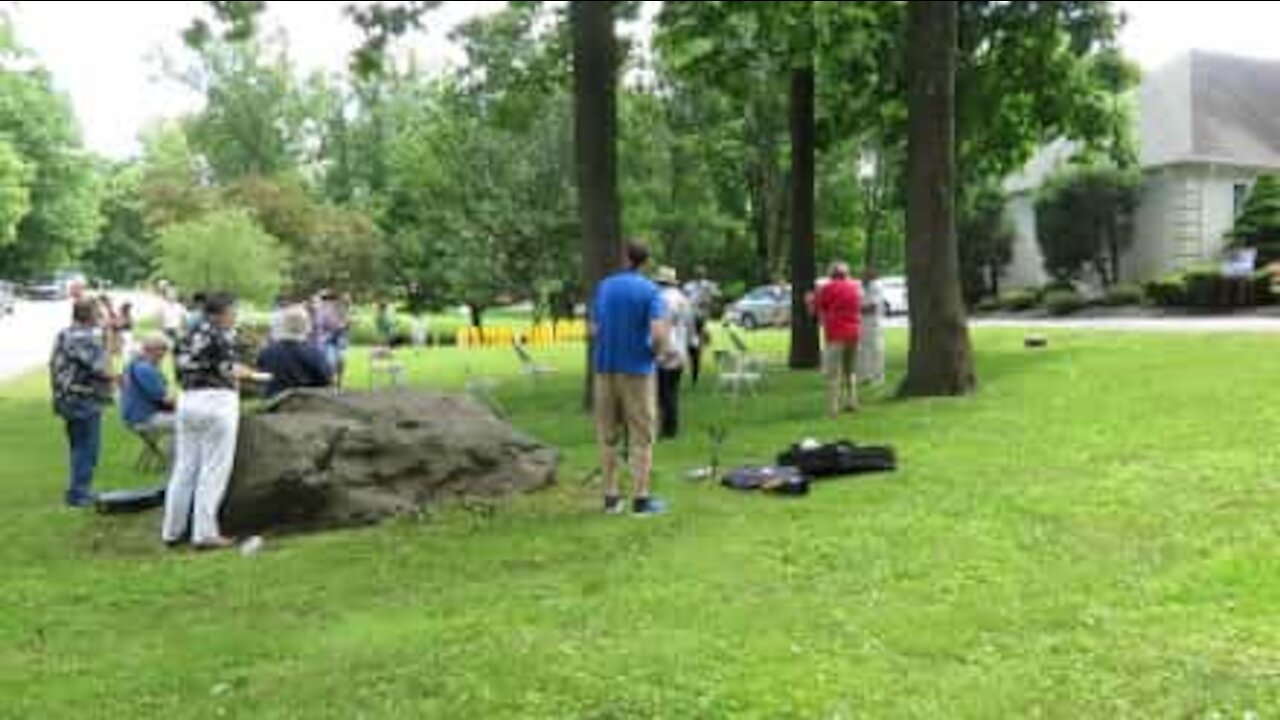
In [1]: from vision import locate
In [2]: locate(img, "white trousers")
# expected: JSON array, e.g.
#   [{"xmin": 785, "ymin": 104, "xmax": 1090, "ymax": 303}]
[
  {"xmin": 857, "ymin": 320, "xmax": 886, "ymax": 383},
  {"xmin": 162, "ymin": 389, "xmax": 240, "ymax": 545}
]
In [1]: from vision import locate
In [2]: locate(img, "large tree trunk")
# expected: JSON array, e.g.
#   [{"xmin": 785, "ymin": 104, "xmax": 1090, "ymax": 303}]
[
  {"xmin": 571, "ymin": 0, "xmax": 621, "ymax": 411},
  {"xmin": 900, "ymin": 0, "xmax": 976, "ymax": 398},
  {"xmin": 788, "ymin": 65, "xmax": 820, "ymax": 369}
]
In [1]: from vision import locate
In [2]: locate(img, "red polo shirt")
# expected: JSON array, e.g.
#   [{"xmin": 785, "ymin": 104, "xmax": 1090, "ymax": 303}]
[{"xmin": 815, "ymin": 278, "xmax": 862, "ymax": 343}]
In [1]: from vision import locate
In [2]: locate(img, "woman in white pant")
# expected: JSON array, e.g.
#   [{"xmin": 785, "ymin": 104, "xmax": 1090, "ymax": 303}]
[
  {"xmin": 857, "ymin": 270, "xmax": 886, "ymax": 386},
  {"xmin": 163, "ymin": 293, "xmax": 247, "ymax": 550}
]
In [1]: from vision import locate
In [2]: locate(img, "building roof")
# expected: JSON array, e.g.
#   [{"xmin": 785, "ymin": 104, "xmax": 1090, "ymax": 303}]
[
  {"xmin": 1143, "ymin": 50, "xmax": 1280, "ymax": 170},
  {"xmin": 1006, "ymin": 50, "xmax": 1280, "ymax": 195}
]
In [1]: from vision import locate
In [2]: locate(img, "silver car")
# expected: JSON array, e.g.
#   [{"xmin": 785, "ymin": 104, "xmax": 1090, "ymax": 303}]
[{"xmin": 724, "ymin": 285, "xmax": 790, "ymax": 330}]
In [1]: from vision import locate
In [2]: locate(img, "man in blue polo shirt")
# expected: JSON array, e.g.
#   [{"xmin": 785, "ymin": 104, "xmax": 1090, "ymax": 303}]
[
  {"xmin": 122, "ymin": 334, "xmax": 176, "ymax": 430},
  {"xmin": 591, "ymin": 241, "xmax": 672, "ymax": 516}
]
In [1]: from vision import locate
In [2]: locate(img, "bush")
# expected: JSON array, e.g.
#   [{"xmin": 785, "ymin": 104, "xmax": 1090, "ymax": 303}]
[
  {"xmin": 722, "ymin": 281, "xmax": 747, "ymax": 303},
  {"xmin": 1000, "ymin": 289, "xmax": 1039, "ymax": 312},
  {"xmin": 1102, "ymin": 284, "xmax": 1143, "ymax": 307},
  {"xmin": 975, "ymin": 297, "xmax": 1002, "ymax": 313},
  {"xmin": 1144, "ymin": 274, "xmax": 1186, "ymax": 307},
  {"xmin": 1182, "ymin": 268, "xmax": 1219, "ymax": 307},
  {"xmin": 156, "ymin": 209, "xmax": 285, "ymax": 305},
  {"xmin": 1255, "ymin": 269, "xmax": 1278, "ymax": 306},
  {"xmin": 1044, "ymin": 289, "xmax": 1087, "ymax": 316}
]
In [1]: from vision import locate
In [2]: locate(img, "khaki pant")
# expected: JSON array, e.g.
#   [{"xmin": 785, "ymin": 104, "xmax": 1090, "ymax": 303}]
[
  {"xmin": 824, "ymin": 341, "xmax": 858, "ymax": 379},
  {"xmin": 594, "ymin": 373, "xmax": 656, "ymax": 449}
]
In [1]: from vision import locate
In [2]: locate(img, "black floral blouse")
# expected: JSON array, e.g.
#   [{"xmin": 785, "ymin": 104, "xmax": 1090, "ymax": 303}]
[{"xmin": 176, "ymin": 321, "xmax": 237, "ymax": 391}]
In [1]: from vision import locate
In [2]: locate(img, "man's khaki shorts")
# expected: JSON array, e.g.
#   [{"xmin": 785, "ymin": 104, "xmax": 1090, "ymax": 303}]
[
  {"xmin": 823, "ymin": 341, "xmax": 858, "ymax": 379},
  {"xmin": 594, "ymin": 373, "xmax": 656, "ymax": 448}
]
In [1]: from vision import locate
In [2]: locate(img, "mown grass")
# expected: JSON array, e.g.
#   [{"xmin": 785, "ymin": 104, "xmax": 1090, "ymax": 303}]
[{"xmin": 2, "ymin": 329, "xmax": 1280, "ymax": 718}]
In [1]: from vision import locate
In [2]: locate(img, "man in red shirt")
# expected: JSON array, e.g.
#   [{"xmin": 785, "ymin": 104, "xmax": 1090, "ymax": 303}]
[{"xmin": 812, "ymin": 261, "xmax": 863, "ymax": 416}]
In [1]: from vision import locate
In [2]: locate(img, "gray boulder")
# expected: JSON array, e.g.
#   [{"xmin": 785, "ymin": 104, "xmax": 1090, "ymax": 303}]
[{"xmin": 221, "ymin": 390, "xmax": 557, "ymax": 533}]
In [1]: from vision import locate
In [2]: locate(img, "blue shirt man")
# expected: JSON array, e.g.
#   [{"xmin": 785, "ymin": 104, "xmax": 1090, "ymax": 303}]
[
  {"xmin": 122, "ymin": 336, "xmax": 175, "ymax": 428},
  {"xmin": 592, "ymin": 270, "xmax": 664, "ymax": 375},
  {"xmin": 590, "ymin": 241, "xmax": 670, "ymax": 517}
]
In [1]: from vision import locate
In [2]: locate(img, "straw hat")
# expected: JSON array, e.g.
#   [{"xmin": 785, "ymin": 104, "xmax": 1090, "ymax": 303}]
[{"xmin": 655, "ymin": 266, "xmax": 679, "ymax": 286}]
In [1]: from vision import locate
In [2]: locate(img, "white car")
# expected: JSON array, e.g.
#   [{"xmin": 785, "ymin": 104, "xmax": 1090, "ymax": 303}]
[{"xmin": 879, "ymin": 276, "xmax": 909, "ymax": 316}]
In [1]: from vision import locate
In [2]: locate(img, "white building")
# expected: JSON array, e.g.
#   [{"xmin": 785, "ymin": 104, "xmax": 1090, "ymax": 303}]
[{"xmin": 1003, "ymin": 50, "xmax": 1280, "ymax": 289}]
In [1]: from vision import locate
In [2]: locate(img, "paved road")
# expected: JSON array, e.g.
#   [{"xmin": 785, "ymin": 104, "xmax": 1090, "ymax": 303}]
[
  {"xmin": 0, "ymin": 299, "xmax": 68, "ymax": 383},
  {"xmin": 0, "ymin": 292, "xmax": 160, "ymax": 384}
]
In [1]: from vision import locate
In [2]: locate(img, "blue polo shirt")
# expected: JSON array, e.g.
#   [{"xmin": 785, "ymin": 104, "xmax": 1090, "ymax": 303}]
[
  {"xmin": 121, "ymin": 359, "xmax": 169, "ymax": 427},
  {"xmin": 591, "ymin": 270, "xmax": 664, "ymax": 375}
]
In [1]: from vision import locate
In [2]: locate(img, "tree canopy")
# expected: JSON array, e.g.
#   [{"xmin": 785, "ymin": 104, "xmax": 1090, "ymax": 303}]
[
  {"xmin": 156, "ymin": 209, "xmax": 285, "ymax": 304},
  {"xmin": 0, "ymin": 17, "xmax": 101, "ymax": 278}
]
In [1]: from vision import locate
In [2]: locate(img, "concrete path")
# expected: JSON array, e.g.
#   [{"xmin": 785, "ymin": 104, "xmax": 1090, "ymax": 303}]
[
  {"xmin": 0, "ymin": 299, "xmax": 68, "ymax": 383},
  {"xmin": 0, "ymin": 291, "xmax": 160, "ymax": 384}
]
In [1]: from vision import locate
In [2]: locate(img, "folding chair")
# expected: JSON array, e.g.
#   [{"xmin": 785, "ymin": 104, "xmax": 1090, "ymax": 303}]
[
  {"xmin": 132, "ymin": 424, "xmax": 172, "ymax": 475},
  {"xmin": 714, "ymin": 349, "xmax": 762, "ymax": 397},
  {"xmin": 514, "ymin": 342, "xmax": 557, "ymax": 378},
  {"xmin": 368, "ymin": 346, "xmax": 406, "ymax": 389},
  {"xmin": 726, "ymin": 328, "xmax": 771, "ymax": 373}
]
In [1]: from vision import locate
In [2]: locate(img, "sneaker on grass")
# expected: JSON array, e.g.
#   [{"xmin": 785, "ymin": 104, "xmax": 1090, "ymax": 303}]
[{"xmin": 632, "ymin": 497, "xmax": 668, "ymax": 516}]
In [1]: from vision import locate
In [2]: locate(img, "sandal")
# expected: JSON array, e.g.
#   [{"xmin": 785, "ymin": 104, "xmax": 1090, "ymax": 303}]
[{"xmin": 193, "ymin": 536, "xmax": 236, "ymax": 552}]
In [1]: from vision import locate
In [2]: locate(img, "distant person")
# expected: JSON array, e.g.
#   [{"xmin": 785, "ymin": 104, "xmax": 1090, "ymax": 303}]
[
  {"xmin": 256, "ymin": 306, "xmax": 333, "ymax": 399},
  {"xmin": 268, "ymin": 296, "xmax": 289, "ymax": 343},
  {"xmin": 97, "ymin": 295, "xmax": 121, "ymax": 360},
  {"xmin": 410, "ymin": 313, "xmax": 429, "ymax": 349},
  {"xmin": 184, "ymin": 292, "xmax": 207, "ymax": 332},
  {"xmin": 161, "ymin": 288, "xmax": 186, "ymax": 344},
  {"xmin": 314, "ymin": 291, "xmax": 351, "ymax": 387},
  {"xmin": 49, "ymin": 299, "xmax": 116, "ymax": 507},
  {"xmin": 682, "ymin": 266, "xmax": 720, "ymax": 387},
  {"xmin": 122, "ymin": 334, "xmax": 176, "ymax": 430},
  {"xmin": 375, "ymin": 301, "xmax": 396, "ymax": 346},
  {"xmin": 163, "ymin": 293, "xmax": 251, "ymax": 551},
  {"xmin": 655, "ymin": 267, "xmax": 694, "ymax": 440},
  {"xmin": 117, "ymin": 302, "xmax": 136, "ymax": 359},
  {"xmin": 812, "ymin": 261, "xmax": 863, "ymax": 416},
  {"xmin": 857, "ymin": 269, "xmax": 886, "ymax": 387},
  {"xmin": 591, "ymin": 241, "xmax": 671, "ymax": 516}
]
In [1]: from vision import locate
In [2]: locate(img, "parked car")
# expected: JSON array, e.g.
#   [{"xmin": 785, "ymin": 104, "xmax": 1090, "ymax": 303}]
[
  {"xmin": 0, "ymin": 281, "xmax": 14, "ymax": 316},
  {"xmin": 25, "ymin": 277, "xmax": 66, "ymax": 301},
  {"xmin": 724, "ymin": 284, "xmax": 790, "ymax": 330},
  {"xmin": 879, "ymin": 275, "xmax": 909, "ymax": 316}
]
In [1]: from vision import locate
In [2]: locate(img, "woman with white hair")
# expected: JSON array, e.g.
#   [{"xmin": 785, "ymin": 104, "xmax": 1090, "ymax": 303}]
[{"xmin": 256, "ymin": 304, "xmax": 333, "ymax": 399}]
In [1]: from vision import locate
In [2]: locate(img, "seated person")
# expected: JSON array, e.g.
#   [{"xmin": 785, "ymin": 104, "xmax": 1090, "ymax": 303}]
[
  {"xmin": 257, "ymin": 306, "xmax": 333, "ymax": 399},
  {"xmin": 122, "ymin": 334, "xmax": 176, "ymax": 430}
]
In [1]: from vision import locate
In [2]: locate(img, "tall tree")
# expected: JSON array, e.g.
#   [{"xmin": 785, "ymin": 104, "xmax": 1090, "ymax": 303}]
[
  {"xmin": 900, "ymin": 0, "xmax": 975, "ymax": 398},
  {"xmin": 571, "ymin": 0, "xmax": 621, "ymax": 408},
  {"xmin": 83, "ymin": 163, "xmax": 155, "ymax": 286},
  {"xmin": 788, "ymin": 38, "xmax": 819, "ymax": 369},
  {"xmin": 173, "ymin": 34, "xmax": 318, "ymax": 183}
]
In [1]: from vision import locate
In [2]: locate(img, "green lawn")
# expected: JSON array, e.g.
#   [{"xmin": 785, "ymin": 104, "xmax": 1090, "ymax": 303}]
[{"xmin": 3, "ymin": 330, "xmax": 1279, "ymax": 717}]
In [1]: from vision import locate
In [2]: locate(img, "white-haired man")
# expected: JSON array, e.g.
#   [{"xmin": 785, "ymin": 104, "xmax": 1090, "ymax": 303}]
[
  {"xmin": 121, "ymin": 334, "xmax": 176, "ymax": 431},
  {"xmin": 256, "ymin": 305, "xmax": 333, "ymax": 399},
  {"xmin": 812, "ymin": 261, "xmax": 863, "ymax": 416}
]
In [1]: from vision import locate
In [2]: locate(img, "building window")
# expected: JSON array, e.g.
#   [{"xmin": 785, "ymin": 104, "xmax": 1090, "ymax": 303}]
[{"xmin": 1234, "ymin": 183, "xmax": 1250, "ymax": 217}]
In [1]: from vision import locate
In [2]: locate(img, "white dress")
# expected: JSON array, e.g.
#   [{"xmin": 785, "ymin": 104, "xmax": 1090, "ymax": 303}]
[{"xmin": 857, "ymin": 281, "xmax": 886, "ymax": 384}]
